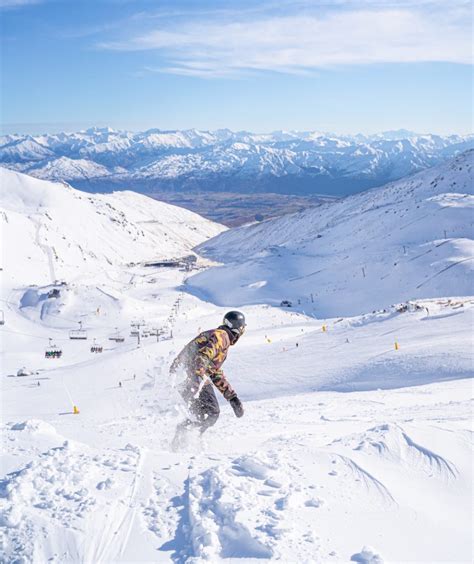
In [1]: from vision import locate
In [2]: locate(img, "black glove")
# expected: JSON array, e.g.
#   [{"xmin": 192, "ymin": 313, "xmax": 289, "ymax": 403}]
[{"xmin": 230, "ymin": 396, "xmax": 244, "ymax": 418}]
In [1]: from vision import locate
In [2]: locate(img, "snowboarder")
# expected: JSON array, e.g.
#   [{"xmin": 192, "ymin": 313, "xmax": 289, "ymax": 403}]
[{"xmin": 170, "ymin": 311, "xmax": 245, "ymax": 444}]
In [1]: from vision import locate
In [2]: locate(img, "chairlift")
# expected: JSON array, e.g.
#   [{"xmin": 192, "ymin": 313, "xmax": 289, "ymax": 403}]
[
  {"xmin": 69, "ymin": 321, "xmax": 88, "ymax": 340},
  {"xmin": 45, "ymin": 338, "xmax": 62, "ymax": 359},
  {"xmin": 90, "ymin": 339, "xmax": 103, "ymax": 354},
  {"xmin": 130, "ymin": 319, "xmax": 145, "ymax": 337},
  {"xmin": 0, "ymin": 310, "xmax": 4, "ymax": 325},
  {"xmin": 108, "ymin": 328, "xmax": 125, "ymax": 343}
]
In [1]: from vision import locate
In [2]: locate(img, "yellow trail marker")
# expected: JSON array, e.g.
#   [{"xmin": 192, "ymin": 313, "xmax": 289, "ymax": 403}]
[
  {"xmin": 73, "ymin": 405, "xmax": 80, "ymax": 415},
  {"xmin": 394, "ymin": 341, "xmax": 399, "ymax": 350}
]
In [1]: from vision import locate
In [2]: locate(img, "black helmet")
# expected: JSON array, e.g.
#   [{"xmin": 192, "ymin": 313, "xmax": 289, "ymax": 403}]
[{"xmin": 223, "ymin": 311, "xmax": 246, "ymax": 336}]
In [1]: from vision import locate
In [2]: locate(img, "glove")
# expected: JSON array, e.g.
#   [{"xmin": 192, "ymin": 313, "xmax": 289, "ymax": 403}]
[{"xmin": 230, "ymin": 396, "xmax": 244, "ymax": 418}]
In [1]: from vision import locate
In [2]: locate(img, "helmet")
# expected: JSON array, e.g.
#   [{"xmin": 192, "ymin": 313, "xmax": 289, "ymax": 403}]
[{"xmin": 223, "ymin": 311, "xmax": 246, "ymax": 336}]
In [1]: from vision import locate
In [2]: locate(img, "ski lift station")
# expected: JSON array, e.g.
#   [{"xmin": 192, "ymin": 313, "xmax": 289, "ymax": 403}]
[{"xmin": 143, "ymin": 254, "xmax": 198, "ymax": 269}]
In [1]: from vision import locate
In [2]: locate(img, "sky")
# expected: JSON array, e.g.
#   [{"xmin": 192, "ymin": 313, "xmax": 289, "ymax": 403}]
[{"xmin": 1, "ymin": 0, "xmax": 472, "ymax": 136}]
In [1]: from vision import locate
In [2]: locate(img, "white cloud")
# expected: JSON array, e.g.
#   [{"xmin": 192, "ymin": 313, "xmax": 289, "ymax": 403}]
[
  {"xmin": 99, "ymin": 1, "xmax": 472, "ymax": 77},
  {"xmin": 0, "ymin": 0, "xmax": 41, "ymax": 7}
]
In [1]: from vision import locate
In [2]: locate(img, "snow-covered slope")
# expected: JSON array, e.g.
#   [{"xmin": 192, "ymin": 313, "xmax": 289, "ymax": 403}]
[
  {"xmin": 0, "ymin": 168, "xmax": 225, "ymax": 287},
  {"xmin": 1, "ymin": 127, "xmax": 472, "ymax": 196},
  {"xmin": 30, "ymin": 156, "xmax": 117, "ymax": 182},
  {"xmin": 188, "ymin": 150, "xmax": 474, "ymax": 316},
  {"xmin": 0, "ymin": 154, "xmax": 472, "ymax": 563}
]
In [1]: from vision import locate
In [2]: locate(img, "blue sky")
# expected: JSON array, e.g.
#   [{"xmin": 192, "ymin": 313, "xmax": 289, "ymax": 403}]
[{"xmin": 1, "ymin": 0, "xmax": 472, "ymax": 135}]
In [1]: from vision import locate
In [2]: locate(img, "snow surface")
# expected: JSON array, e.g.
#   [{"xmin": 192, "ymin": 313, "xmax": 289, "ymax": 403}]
[
  {"xmin": 0, "ymin": 162, "xmax": 473, "ymax": 563},
  {"xmin": 0, "ymin": 168, "xmax": 225, "ymax": 287}
]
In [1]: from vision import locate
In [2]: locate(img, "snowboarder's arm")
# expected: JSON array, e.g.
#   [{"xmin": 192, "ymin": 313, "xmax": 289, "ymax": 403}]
[{"xmin": 209, "ymin": 369, "xmax": 236, "ymax": 400}]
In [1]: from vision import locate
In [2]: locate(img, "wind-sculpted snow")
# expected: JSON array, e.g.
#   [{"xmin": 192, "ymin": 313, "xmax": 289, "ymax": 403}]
[
  {"xmin": 189, "ymin": 151, "xmax": 474, "ymax": 316},
  {"xmin": 1, "ymin": 127, "xmax": 472, "ymax": 196},
  {"xmin": 332, "ymin": 423, "xmax": 458, "ymax": 482}
]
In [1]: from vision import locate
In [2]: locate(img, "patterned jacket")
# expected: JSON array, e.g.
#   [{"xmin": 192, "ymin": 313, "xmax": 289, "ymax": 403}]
[{"xmin": 171, "ymin": 326, "xmax": 237, "ymax": 400}]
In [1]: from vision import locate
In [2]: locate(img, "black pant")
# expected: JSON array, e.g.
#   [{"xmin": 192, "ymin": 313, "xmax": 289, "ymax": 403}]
[{"xmin": 179, "ymin": 375, "xmax": 220, "ymax": 432}]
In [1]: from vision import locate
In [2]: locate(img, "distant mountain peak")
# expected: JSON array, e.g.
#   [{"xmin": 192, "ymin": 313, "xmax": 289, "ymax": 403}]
[{"xmin": 0, "ymin": 128, "xmax": 472, "ymax": 197}]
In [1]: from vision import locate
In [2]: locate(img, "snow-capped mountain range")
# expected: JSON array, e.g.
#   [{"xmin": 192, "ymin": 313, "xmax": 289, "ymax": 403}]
[{"xmin": 1, "ymin": 127, "xmax": 472, "ymax": 196}]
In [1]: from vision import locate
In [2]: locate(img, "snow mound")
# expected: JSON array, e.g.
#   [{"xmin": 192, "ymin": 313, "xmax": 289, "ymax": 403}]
[
  {"xmin": 189, "ymin": 150, "xmax": 474, "ymax": 316},
  {"xmin": 333, "ymin": 423, "xmax": 458, "ymax": 481},
  {"xmin": 351, "ymin": 546, "xmax": 384, "ymax": 563},
  {"xmin": 10, "ymin": 419, "xmax": 58, "ymax": 435}
]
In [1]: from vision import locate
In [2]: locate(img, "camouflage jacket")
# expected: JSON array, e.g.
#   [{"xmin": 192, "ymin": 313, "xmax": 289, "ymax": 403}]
[{"xmin": 171, "ymin": 327, "xmax": 237, "ymax": 400}]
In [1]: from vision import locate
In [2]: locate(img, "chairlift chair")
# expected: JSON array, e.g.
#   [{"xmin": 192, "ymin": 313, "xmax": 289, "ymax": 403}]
[
  {"xmin": 109, "ymin": 328, "xmax": 125, "ymax": 343},
  {"xmin": 90, "ymin": 339, "xmax": 103, "ymax": 353},
  {"xmin": 45, "ymin": 338, "xmax": 62, "ymax": 359},
  {"xmin": 69, "ymin": 321, "xmax": 88, "ymax": 340}
]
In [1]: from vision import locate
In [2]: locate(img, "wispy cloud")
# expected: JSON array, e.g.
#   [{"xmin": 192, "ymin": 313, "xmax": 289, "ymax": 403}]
[
  {"xmin": 0, "ymin": 0, "xmax": 41, "ymax": 8},
  {"xmin": 98, "ymin": 0, "xmax": 472, "ymax": 77}
]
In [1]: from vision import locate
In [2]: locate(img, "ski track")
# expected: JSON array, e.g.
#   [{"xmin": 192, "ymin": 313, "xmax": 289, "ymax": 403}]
[{"xmin": 31, "ymin": 214, "xmax": 56, "ymax": 284}]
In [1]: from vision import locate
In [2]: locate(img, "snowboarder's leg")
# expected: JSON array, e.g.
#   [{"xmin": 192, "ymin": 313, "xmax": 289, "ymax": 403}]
[
  {"xmin": 171, "ymin": 377, "xmax": 220, "ymax": 450},
  {"xmin": 171, "ymin": 377, "xmax": 203, "ymax": 450},
  {"xmin": 191, "ymin": 383, "xmax": 220, "ymax": 433},
  {"xmin": 171, "ymin": 418, "xmax": 199, "ymax": 451}
]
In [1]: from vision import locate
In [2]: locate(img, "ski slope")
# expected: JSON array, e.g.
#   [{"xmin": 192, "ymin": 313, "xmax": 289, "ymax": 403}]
[
  {"xmin": 0, "ymin": 163, "xmax": 473, "ymax": 563},
  {"xmin": 0, "ymin": 167, "xmax": 225, "ymax": 287},
  {"xmin": 189, "ymin": 150, "xmax": 474, "ymax": 317}
]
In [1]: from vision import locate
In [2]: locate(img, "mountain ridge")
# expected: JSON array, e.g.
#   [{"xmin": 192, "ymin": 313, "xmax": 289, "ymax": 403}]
[
  {"xmin": 187, "ymin": 149, "xmax": 474, "ymax": 317},
  {"xmin": 1, "ymin": 128, "xmax": 472, "ymax": 197}
]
